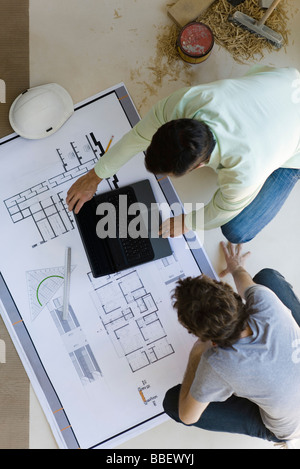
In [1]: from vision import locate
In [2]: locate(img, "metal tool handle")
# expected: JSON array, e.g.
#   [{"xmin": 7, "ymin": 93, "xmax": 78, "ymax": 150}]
[{"xmin": 257, "ymin": 0, "xmax": 282, "ymax": 26}]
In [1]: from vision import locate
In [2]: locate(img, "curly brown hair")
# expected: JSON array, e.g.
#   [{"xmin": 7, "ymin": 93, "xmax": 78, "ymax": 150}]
[{"xmin": 172, "ymin": 275, "xmax": 252, "ymax": 347}]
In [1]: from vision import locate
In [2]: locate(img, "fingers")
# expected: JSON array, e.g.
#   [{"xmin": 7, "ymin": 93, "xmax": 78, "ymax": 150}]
[
  {"xmin": 158, "ymin": 216, "xmax": 185, "ymax": 238},
  {"xmin": 66, "ymin": 183, "xmax": 79, "ymax": 211},
  {"xmin": 159, "ymin": 220, "xmax": 172, "ymax": 238},
  {"xmin": 228, "ymin": 242, "xmax": 234, "ymax": 256},
  {"xmin": 220, "ymin": 241, "xmax": 244, "ymax": 256},
  {"xmin": 219, "ymin": 268, "xmax": 229, "ymax": 278},
  {"xmin": 66, "ymin": 191, "xmax": 81, "ymax": 213},
  {"xmin": 66, "ymin": 175, "xmax": 96, "ymax": 213},
  {"xmin": 220, "ymin": 241, "xmax": 231, "ymax": 259},
  {"xmin": 242, "ymin": 250, "xmax": 251, "ymax": 261},
  {"xmin": 66, "ymin": 190, "xmax": 90, "ymax": 214},
  {"xmin": 220, "ymin": 240, "xmax": 227, "ymax": 253},
  {"xmin": 66, "ymin": 194, "xmax": 76, "ymax": 212},
  {"xmin": 235, "ymin": 243, "xmax": 242, "ymax": 255},
  {"xmin": 73, "ymin": 199, "xmax": 84, "ymax": 215},
  {"xmin": 219, "ymin": 241, "xmax": 251, "ymax": 277}
]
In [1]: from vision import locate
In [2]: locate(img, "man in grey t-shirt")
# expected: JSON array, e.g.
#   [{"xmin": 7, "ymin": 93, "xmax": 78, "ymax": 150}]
[{"xmin": 163, "ymin": 242, "xmax": 300, "ymax": 446}]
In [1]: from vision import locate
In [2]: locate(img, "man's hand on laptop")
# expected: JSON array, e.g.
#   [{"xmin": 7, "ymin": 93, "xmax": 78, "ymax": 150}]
[
  {"xmin": 66, "ymin": 169, "xmax": 102, "ymax": 214},
  {"xmin": 159, "ymin": 214, "xmax": 189, "ymax": 238}
]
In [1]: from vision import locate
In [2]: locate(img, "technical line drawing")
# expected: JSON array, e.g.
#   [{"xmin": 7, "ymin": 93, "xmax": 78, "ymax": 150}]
[
  {"xmin": 26, "ymin": 265, "xmax": 75, "ymax": 320},
  {"xmin": 49, "ymin": 297, "xmax": 103, "ymax": 385},
  {"xmin": 137, "ymin": 379, "xmax": 158, "ymax": 407},
  {"xmin": 88, "ymin": 269, "xmax": 175, "ymax": 373},
  {"xmin": 0, "ymin": 86, "xmax": 212, "ymax": 449},
  {"xmin": 3, "ymin": 132, "xmax": 119, "ymax": 248}
]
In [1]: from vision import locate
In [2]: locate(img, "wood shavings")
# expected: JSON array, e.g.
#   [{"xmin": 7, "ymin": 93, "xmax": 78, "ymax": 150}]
[
  {"xmin": 146, "ymin": 24, "xmax": 194, "ymax": 88},
  {"xmin": 113, "ymin": 9, "xmax": 122, "ymax": 19},
  {"xmin": 197, "ymin": 0, "xmax": 291, "ymax": 63},
  {"xmin": 130, "ymin": 0, "xmax": 292, "ymax": 110},
  {"xmin": 130, "ymin": 24, "xmax": 194, "ymax": 109},
  {"xmin": 154, "ymin": 23, "xmax": 191, "ymax": 80}
]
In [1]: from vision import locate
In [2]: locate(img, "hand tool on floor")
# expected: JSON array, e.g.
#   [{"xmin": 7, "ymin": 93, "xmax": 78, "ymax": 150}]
[
  {"xmin": 228, "ymin": 0, "xmax": 284, "ymax": 48},
  {"xmin": 168, "ymin": 0, "xmax": 215, "ymax": 28},
  {"xmin": 259, "ymin": 0, "xmax": 275, "ymax": 8}
]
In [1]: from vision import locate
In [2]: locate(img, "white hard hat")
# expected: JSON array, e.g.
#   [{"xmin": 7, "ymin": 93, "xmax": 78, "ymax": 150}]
[{"xmin": 9, "ymin": 83, "xmax": 74, "ymax": 139}]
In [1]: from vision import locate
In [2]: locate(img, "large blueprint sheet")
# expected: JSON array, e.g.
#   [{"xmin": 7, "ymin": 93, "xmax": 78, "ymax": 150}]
[{"xmin": 0, "ymin": 84, "xmax": 217, "ymax": 449}]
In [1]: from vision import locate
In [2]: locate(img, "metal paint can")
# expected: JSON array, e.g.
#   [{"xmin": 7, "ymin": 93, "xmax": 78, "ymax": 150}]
[{"xmin": 177, "ymin": 22, "xmax": 214, "ymax": 64}]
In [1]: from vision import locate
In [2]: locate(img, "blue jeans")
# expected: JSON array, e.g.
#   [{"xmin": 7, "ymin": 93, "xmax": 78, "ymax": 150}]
[
  {"xmin": 163, "ymin": 269, "xmax": 300, "ymax": 443},
  {"xmin": 221, "ymin": 168, "xmax": 300, "ymax": 243}
]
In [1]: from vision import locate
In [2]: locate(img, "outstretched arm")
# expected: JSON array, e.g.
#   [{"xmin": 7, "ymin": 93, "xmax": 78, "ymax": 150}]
[
  {"xmin": 219, "ymin": 242, "xmax": 254, "ymax": 298},
  {"xmin": 66, "ymin": 103, "xmax": 164, "ymax": 213},
  {"xmin": 178, "ymin": 339, "xmax": 211, "ymax": 425}
]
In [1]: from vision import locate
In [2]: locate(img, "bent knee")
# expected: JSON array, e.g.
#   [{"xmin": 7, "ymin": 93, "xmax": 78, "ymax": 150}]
[
  {"xmin": 221, "ymin": 225, "xmax": 253, "ymax": 244},
  {"xmin": 253, "ymin": 268, "xmax": 281, "ymax": 283},
  {"xmin": 163, "ymin": 384, "xmax": 181, "ymax": 422}
]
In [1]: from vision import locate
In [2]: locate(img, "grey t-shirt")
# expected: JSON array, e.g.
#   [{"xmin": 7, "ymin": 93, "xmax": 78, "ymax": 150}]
[{"xmin": 190, "ymin": 285, "xmax": 300, "ymax": 440}]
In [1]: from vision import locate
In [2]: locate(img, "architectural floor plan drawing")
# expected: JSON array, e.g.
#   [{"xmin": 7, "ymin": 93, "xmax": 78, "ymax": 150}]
[
  {"xmin": 89, "ymin": 268, "xmax": 175, "ymax": 373},
  {"xmin": 0, "ymin": 84, "xmax": 217, "ymax": 449},
  {"xmin": 3, "ymin": 129, "xmax": 120, "ymax": 249}
]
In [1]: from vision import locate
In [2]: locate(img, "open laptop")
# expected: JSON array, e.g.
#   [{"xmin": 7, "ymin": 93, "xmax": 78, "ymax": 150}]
[{"xmin": 74, "ymin": 179, "xmax": 172, "ymax": 277}]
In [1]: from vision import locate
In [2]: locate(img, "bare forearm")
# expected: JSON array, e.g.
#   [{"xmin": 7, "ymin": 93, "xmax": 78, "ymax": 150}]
[
  {"xmin": 180, "ymin": 350, "xmax": 201, "ymax": 403},
  {"xmin": 232, "ymin": 266, "xmax": 255, "ymax": 299},
  {"xmin": 179, "ymin": 340, "xmax": 211, "ymax": 424},
  {"xmin": 179, "ymin": 341, "xmax": 211, "ymax": 404}
]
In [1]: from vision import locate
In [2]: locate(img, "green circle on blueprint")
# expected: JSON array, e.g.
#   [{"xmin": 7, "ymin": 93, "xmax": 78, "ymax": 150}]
[{"xmin": 36, "ymin": 275, "xmax": 64, "ymax": 306}]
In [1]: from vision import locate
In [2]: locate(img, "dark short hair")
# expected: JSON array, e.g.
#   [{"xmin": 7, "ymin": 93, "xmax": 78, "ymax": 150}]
[
  {"xmin": 172, "ymin": 275, "xmax": 252, "ymax": 348},
  {"xmin": 145, "ymin": 119, "xmax": 216, "ymax": 176}
]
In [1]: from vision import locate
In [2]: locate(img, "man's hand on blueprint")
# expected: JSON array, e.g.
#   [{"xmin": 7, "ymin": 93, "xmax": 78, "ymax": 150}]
[
  {"xmin": 159, "ymin": 214, "xmax": 189, "ymax": 238},
  {"xmin": 66, "ymin": 169, "xmax": 102, "ymax": 214}
]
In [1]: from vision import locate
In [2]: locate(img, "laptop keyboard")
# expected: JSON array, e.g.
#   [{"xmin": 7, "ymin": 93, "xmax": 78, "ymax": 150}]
[
  {"xmin": 101, "ymin": 186, "xmax": 154, "ymax": 265},
  {"xmin": 74, "ymin": 180, "xmax": 172, "ymax": 277}
]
